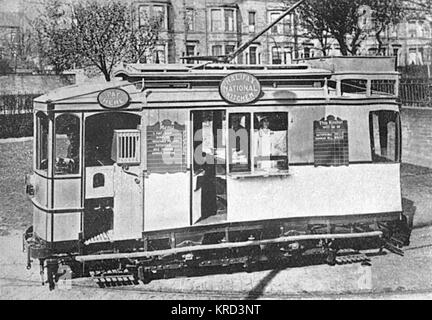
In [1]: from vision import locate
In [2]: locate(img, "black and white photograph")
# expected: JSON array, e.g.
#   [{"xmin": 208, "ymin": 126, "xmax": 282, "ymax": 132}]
[{"xmin": 0, "ymin": 0, "xmax": 431, "ymax": 303}]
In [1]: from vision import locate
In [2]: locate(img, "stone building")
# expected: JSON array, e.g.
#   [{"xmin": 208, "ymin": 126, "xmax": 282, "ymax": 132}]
[
  {"xmin": 0, "ymin": 0, "xmax": 431, "ymax": 68},
  {"xmin": 129, "ymin": 0, "xmax": 432, "ymax": 67},
  {"xmin": 129, "ymin": 0, "xmax": 301, "ymax": 65}
]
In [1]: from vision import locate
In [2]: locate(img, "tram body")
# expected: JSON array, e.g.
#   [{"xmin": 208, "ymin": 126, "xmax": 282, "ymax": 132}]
[{"xmin": 24, "ymin": 57, "xmax": 411, "ymax": 288}]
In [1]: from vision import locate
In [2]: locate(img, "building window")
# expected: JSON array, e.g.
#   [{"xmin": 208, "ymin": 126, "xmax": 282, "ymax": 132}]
[
  {"xmin": 369, "ymin": 111, "xmax": 400, "ymax": 163},
  {"xmin": 248, "ymin": 11, "xmax": 256, "ymax": 33},
  {"xmin": 186, "ymin": 8, "xmax": 195, "ymax": 31},
  {"xmin": 139, "ymin": 4, "xmax": 166, "ymax": 28},
  {"xmin": 154, "ymin": 44, "xmax": 166, "ymax": 64},
  {"xmin": 408, "ymin": 21, "xmax": 417, "ymax": 38},
  {"xmin": 186, "ymin": 44, "xmax": 196, "ymax": 56},
  {"xmin": 283, "ymin": 14, "xmax": 292, "ymax": 34},
  {"xmin": 249, "ymin": 47, "xmax": 257, "ymax": 64},
  {"xmin": 271, "ymin": 46, "xmax": 282, "ymax": 64},
  {"xmin": 269, "ymin": 12, "xmax": 283, "ymax": 34},
  {"xmin": 283, "ymin": 48, "xmax": 292, "ymax": 64},
  {"xmin": 138, "ymin": 5, "xmax": 150, "ymax": 27},
  {"xmin": 211, "ymin": 8, "xmax": 236, "ymax": 32},
  {"xmin": 225, "ymin": 45, "xmax": 235, "ymax": 55},
  {"xmin": 225, "ymin": 9, "xmax": 235, "ymax": 32},
  {"xmin": 185, "ymin": 44, "xmax": 196, "ymax": 63},
  {"xmin": 212, "ymin": 45, "xmax": 222, "ymax": 56},
  {"xmin": 304, "ymin": 47, "xmax": 311, "ymax": 58},
  {"xmin": 211, "ymin": 9, "xmax": 222, "ymax": 32}
]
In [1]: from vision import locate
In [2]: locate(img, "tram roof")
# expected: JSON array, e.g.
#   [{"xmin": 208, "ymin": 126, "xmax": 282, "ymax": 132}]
[{"xmin": 35, "ymin": 57, "xmax": 399, "ymax": 106}]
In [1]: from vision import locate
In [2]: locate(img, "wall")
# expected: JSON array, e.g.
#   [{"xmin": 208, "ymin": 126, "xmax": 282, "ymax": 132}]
[
  {"xmin": 401, "ymin": 107, "xmax": 432, "ymax": 168},
  {"xmin": 0, "ymin": 74, "xmax": 75, "ymax": 95}
]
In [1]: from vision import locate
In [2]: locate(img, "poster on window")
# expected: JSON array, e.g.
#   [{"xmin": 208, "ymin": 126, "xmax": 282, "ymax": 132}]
[
  {"xmin": 313, "ymin": 115, "xmax": 348, "ymax": 167},
  {"xmin": 147, "ymin": 119, "xmax": 187, "ymax": 173}
]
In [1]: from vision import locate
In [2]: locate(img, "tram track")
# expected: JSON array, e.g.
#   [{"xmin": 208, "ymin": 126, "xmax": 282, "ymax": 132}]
[
  {"xmin": 2, "ymin": 274, "xmax": 432, "ymax": 300},
  {"xmin": 2, "ymin": 228, "xmax": 432, "ymax": 299}
]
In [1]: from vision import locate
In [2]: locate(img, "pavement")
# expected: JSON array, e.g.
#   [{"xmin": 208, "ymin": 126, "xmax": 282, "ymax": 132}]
[{"xmin": 0, "ymin": 225, "xmax": 431, "ymax": 300}]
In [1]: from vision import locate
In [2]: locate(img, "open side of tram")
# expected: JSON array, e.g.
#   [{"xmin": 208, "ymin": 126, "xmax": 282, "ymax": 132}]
[{"xmin": 23, "ymin": 57, "xmax": 412, "ymax": 289}]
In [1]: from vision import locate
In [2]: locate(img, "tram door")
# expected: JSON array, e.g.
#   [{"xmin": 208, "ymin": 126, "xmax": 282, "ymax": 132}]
[
  {"xmin": 191, "ymin": 111, "xmax": 227, "ymax": 225},
  {"xmin": 84, "ymin": 113, "xmax": 143, "ymax": 241}
]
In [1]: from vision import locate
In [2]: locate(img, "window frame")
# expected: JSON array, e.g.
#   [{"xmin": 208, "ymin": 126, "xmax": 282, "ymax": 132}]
[
  {"xmin": 269, "ymin": 11, "xmax": 283, "ymax": 35},
  {"xmin": 369, "ymin": 110, "xmax": 401, "ymax": 164},
  {"xmin": 53, "ymin": 113, "xmax": 82, "ymax": 177},
  {"xmin": 35, "ymin": 111, "xmax": 49, "ymax": 173},
  {"xmin": 248, "ymin": 11, "xmax": 256, "ymax": 33},
  {"xmin": 212, "ymin": 45, "xmax": 223, "ymax": 56},
  {"xmin": 138, "ymin": 4, "xmax": 167, "ymax": 30},
  {"xmin": 186, "ymin": 8, "xmax": 195, "ymax": 31},
  {"xmin": 211, "ymin": 8, "xmax": 222, "ymax": 32},
  {"xmin": 210, "ymin": 7, "xmax": 237, "ymax": 32},
  {"xmin": 227, "ymin": 110, "xmax": 289, "ymax": 176}
]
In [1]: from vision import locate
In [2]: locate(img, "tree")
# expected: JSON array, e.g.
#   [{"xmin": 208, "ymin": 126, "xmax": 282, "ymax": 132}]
[
  {"xmin": 294, "ymin": 1, "xmax": 332, "ymax": 56},
  {"xmin": 34, "ymin": 0, "xmax": 78, "ymax": 74},
  {"xmin": 372, "ymin": 1, "xmax": 404, "ymax": 55},
  {"xmin": 35, "ymin": 0, "xmax": 163, "ymax": 81},
  {"xmin": 293, "ymin": 0, "xmax": 405, "ymax": 56}
]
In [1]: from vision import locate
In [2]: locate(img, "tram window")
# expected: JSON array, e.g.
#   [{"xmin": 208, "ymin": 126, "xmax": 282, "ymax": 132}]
[
  {"xmin": 369, "ymin": 111, "xmax": 400, "ymax": 163},
  {"xmin": 55, "ymin": 114, "xmax": 80, "ymax": 175},
  {"xmin": 192, "ymin": 111, "xmax": 226, "ymax": 173},
  {"xmin": 36, "ymin": 112, "xmax": 48, "ymax": 171},
  {"xmin": 341, "ymin": 79, "xmax": 367, "ymax": 95},
  {"xmin": 253, "ymin": 112, "xmax": 288, "ymax": 172},
  {"xmin": 228, "ymin": 113, "xmax": 250, "ymax": 172},
  {"xmin": 93, "ymin": 173, "xmax": 105, "ymax": 188}
]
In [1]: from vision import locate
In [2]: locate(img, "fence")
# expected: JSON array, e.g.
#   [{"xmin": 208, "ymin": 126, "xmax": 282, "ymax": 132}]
[
  {"xmin": 399, "ymin": 79, "xmax": 432, "ymax": 107},
  {"xmin": 0, "ymin": 93, "xmax": 40, "ymax": 138}
]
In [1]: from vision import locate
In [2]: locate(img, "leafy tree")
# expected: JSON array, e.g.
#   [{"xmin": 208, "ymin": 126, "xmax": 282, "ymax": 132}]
[
  {"xmin": 35, "ymin": 0, "xmax": 163, "ymax": 81},
  {"xmin": 294, "ymin": 1, "xmax": 332, "ymax": 56},
  {"xmin": 34, "ymin": 0, "xmax": 77, "ymax": 73},
  {"xmin": 291, "ymin": 0, "xmax": 405, "ymax": 56},
  {"xmin": 372, "ymin": 1, "xmax": 404, "ymax": 55}
]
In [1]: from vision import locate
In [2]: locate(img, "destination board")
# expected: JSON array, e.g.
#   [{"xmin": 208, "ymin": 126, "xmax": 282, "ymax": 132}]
[
  {"xmin": 313, "ymin": 115, "xmax": 349, "ymax": 167},
  {"xmin": 147, "ymin": 119, "xmax": 187, "ymax": 173}
]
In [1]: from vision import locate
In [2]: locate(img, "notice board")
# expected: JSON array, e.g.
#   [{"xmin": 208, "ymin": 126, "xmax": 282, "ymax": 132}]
[
  {"xmin": 313, "ymin": 115, "xmax": 349, "ymax": 167},
  {"xmin": 146, "ymin": 119, "xmax": 187, "ymax": 173}
]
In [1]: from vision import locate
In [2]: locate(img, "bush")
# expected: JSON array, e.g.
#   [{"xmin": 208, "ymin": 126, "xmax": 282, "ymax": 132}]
[{"xmin": 0, "ymin": 114, "xmax": 33, "ymax": 139}]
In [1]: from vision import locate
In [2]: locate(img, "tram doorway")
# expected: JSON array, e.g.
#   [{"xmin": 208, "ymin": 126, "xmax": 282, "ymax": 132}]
[
  {"xmin": 191, "ymin": 110, "xmax": 227, "ymax": 225},
  {"xmin": 84, "ymin": 112, "xmax": 142, "ymax": 240}
]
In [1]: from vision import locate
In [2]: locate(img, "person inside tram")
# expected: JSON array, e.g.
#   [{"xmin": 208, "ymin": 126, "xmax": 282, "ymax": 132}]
[
  {"xmin": 256, "ymin": 117, "xmax": 274, "ymax": 170},
  {"xmin": 56, "ymin": 124, "xmax": 79, "ymax": 174},
  {"xmin": 229, "ymin": 114, "xmax": 248, "ymax": 168}
]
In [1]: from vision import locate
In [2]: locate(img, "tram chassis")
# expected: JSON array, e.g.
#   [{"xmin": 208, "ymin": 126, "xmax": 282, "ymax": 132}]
[{"xmin": 23, "ymin": 211, "xmax": 411, "ymax": 290}]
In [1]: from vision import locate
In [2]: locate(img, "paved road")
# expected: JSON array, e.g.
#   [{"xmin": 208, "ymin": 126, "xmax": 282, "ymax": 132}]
[{"xmin": 0, "ymin": 225, "xmax": 431, "ymax": 300}]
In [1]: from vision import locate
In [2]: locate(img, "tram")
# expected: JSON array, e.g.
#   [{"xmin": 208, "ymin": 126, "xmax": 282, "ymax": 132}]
[{"xmin": 23, "ymin": 56, "xmax": 411, "ymax": 289}]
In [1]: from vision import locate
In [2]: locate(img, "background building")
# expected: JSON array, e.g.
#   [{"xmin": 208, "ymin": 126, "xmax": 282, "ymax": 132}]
[
  {"xmin": 0, "ymin": 0, "xmax": 431, "ymax": 68},
  {"xmin": 128, "ymin": 0, "xmax": 432, "ymax": 67}
]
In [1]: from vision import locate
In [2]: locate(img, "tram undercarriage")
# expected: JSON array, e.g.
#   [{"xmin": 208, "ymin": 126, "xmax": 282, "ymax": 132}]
[{"xmin": 24, "ymin": 210, "xmax": 411, "ymax": 290}]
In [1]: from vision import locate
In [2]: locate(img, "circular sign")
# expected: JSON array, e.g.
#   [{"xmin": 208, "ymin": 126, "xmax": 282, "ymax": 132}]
[
  {"xmin": 219, "ymin": 72, "xmax": 261, "ymax": 104},
  {"xmin": 97, "ymin": 88, "xmax": 130, "ymax": 109}
]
